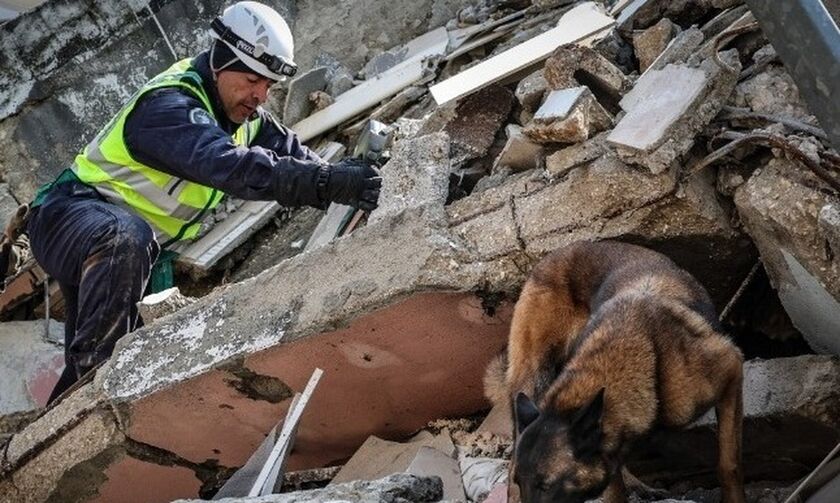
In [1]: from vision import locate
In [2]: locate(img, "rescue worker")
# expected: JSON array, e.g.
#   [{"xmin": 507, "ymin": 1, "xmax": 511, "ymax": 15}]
[{"xmin": 26, "ymin": 1, "xmax": 381, "ymax": 403}]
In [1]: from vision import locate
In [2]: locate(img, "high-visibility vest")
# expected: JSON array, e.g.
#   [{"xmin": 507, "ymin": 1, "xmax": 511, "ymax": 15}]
[{"xmin": 72, "ymin": 58, "xmax": 261, "ymax": 249}]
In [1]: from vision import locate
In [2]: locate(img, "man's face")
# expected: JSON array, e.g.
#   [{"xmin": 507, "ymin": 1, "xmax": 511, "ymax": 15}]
[{"xmin": 216, "ymin": 70, "xmax": 275, "ymax": 123}]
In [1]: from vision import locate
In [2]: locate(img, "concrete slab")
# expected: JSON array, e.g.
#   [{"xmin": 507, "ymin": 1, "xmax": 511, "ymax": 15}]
[
  {"xmin": 331, "ymin": 434, "xmax": 456, "ymax": 485},
  {"xmin": 735, "ymin": 159, "xmax": 840, "ymax": 355},
  {"xmin": 643, "ymin": 26, "xmax": 704, "ymax": 74},
  {"xmin": 544, "ymin": 132, "xmax": 608, "ymax": 178},
  {"xmin": 369, "ymin": 133, "xmax": 451, "ymax": 224},
  {"xmin": 406, "ymin": 446, "xmax": 465, "ymax": 501},
  {"xmin": 608, "ymin": 52, "xmax": 740, "ymax": 173}
]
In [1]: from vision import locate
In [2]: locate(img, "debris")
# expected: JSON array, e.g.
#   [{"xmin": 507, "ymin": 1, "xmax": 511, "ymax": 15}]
[
  {"xmin": 293, "ymin": 58, "xmax": 435, "ymax": 142},
  {"xmin": 331, "ymin": 432, "xmax": 457, "ymax": 484},
  {"xmin": 700, "ymin": 4, "xmax": 751, "ymax": 39},
  {"xmin": 514, "ymin": 69, "xmax": 548, "ymax": 112},
  {"xmin": 492, "ymin": 125, "xmax": 543, "ymax": 173},
  {"xmin": 137, "ymin": 287, "xmax": 196, "ymax": 324},
  {"xmin": 460, "ymin": 457, "xmax": 508, "ymax": 502},
  {"xmin": 523, "ymin": 87, "xmax": 613, "ymax": 144},
  {"xmin": 643, "ymin": 26, "xmax": 705, "ymax": 74},
  {"xmin": 430, "ymin": 2, "xmax": 615, "ymax": 105},
  {"xmin": 440, "ymin": 85, "xmax": 515, "ymax": 167},
  {"xmin": 543, "ymin": 44, "xmax": 632, "ymax": 109},
  {"xmin": 734, "ymin": 159, "xmax": 840, "ymax": 354},
  {"xmin": 406, "ymin": 445, "xmax": 466, "ymax": 501},
  {"xmin": 633, "ymin": 17, "xmax": 677, "ymax": 72},
  {"xmin": 543, "ymin": 131, "xmax": 608, "ymax": 177},
  {"xmin": 369, "ymin": 132, "xmax": 450, "ymax": 224},
  {"xmin": 361, "ymin": 27, "xmax": 448, "ymax": 79},
  {"xmin": 308, "ymin": 90, "xmax": 333, "ymax": 112},
  {"xmin": 283, "ymin": 67, "xmax": 328, "ymax": 126},
  {"xmin": 194, "ymin": 473, "xmax": 442, "ymax": 503},
  {"xmin": 608, "ymin": 51, "xmax": 741, "ymax": 174},
  {"xmin": 733, "ymin": 65, "xmax": 815, "ymax": 121},
  {"xmin": 0, "ymin": 320, "xmax": 63, "ymax": 414}
]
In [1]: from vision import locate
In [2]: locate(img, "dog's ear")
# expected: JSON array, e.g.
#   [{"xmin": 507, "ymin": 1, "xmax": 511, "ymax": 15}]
[
  {"xmin": 570, "ymin": 388, "xmax": 605, "ymax": 458},
  {"xmin": 514, "ymin": 392, "xmax": 540, "ymax": 434}
]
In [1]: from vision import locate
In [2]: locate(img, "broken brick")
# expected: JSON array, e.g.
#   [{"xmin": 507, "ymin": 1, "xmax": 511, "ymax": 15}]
[{"xmin": 633, "ymin": 17, "xmax": 677, "ymax": 72}]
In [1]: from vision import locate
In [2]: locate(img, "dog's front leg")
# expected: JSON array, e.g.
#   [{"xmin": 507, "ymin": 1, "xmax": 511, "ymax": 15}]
[
  {"xmin": 602, "ymin": 469, "xmax": 627, "ymax": 503},
  {"xmin": 716, "ymin": 363, "xmax": 746, "ymax": 503}
]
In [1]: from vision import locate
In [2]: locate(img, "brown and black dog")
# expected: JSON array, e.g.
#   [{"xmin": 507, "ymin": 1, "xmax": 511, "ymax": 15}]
[{"xmin": 485, "ymin": 240, "xmax": 745, "ymax": 503}]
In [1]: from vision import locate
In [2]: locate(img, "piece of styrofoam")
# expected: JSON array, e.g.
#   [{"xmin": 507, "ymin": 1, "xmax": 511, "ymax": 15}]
[{"xmin": 430, "ymin": 2, "xmax": 614, "ymax": 106}]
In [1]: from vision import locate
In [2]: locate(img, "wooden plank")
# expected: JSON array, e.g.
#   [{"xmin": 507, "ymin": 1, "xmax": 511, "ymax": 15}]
[
  {"xmin": 430, "ymin": 2, "xmax": 615, "ymax": 106},
  {"xmin": 250, "ymin": 368, "xmax": 324, "ymax": 497},
  {"xmin": 292, "ymin": 59, "xmax": 431, "ymax": 143}
]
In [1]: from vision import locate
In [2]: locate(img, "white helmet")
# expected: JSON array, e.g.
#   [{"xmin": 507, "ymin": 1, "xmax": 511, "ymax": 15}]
[{"xmin": 210, "ymin": 1, "xmax": 297, "ymax": 81}]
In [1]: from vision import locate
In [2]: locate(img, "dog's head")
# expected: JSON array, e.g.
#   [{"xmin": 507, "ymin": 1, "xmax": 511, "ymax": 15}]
[{"xmin": 510, "ymin": 389, "xmax": 611, "ymax": 503}]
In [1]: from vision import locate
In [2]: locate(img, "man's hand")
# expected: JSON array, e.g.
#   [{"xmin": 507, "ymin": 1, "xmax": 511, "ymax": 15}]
[{"xmin": 319, "ymin": 158, "xmax": 382, "ymax": 211}]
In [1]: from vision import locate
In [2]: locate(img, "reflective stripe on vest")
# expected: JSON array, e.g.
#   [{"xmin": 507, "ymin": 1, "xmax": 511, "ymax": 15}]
[{"xmin": 72, "ymin": 58, "xmax": 263, "ymax": 249}]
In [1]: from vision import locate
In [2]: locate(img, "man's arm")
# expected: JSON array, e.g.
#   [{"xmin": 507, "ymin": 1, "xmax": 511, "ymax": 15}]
[
  {"xmin": 124, "ymin": 88, "xmax": 325, "ymax": 207},
  {"xmin": 249, "ymin": 107, "xmax": 324, "ymax": 164}
]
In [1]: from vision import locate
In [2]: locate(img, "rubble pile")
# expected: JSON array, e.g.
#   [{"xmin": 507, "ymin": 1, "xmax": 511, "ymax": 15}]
[{"xmin": 1, "ymin": 0, "xmax": 840, "ymax": 502}]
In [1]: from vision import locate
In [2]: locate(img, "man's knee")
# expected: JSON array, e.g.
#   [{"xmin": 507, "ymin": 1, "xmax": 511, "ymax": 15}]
[{"xmin": 112, "ymin": 212, "xmax": 160, "ymax": 263}]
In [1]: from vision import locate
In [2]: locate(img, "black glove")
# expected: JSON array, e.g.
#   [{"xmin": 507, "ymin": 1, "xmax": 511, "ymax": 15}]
[{"xmin": 318, "ymin": 158, "xmax": 382, "ymax": 211}]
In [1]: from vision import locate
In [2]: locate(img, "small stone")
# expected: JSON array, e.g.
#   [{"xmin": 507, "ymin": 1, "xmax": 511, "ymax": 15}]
[
  {"xmin": 524, "ymin": 87, "xmax": 612, "ymax": 144},
  {"xmin": 634, "ymin": 18, "xmax": 678, "ymax": 72},
  {"xmin": 515, "ymin": 69, "xmax": 548, "ymax": 112}
]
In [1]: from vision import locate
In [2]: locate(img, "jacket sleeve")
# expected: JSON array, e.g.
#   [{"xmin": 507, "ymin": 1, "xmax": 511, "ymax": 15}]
[
  {"xmin": 250, "ymin": 108, "xmax": 325, "ymax": 164},
  {"xmin": 123, "ymin": 88, "xmax": 326, "ymax": 208}
]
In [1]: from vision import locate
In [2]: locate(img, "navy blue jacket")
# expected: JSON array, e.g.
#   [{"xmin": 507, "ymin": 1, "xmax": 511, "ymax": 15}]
[{"xmin": 123, "ymin": 51, "xmax": 326, "ymax": 208}]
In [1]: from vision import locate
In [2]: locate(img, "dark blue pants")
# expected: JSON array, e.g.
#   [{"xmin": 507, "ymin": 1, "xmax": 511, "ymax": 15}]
[{"xmin": 27, "ymin": 182, "xmax": 160, "ymax": 402}]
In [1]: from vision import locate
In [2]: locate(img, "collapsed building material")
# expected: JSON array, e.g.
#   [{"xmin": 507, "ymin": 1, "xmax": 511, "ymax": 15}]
[
  {"xmin": 700, "ymin": 4, "xmax": 751, "ymax": 39},
  {"xmin": 630, "ymin": 355, "xmax": 840, "ymax": 484},
  {"xmin": 182, "ymin": 473, "xmax": 443, "ymax": 503},
  {"xmin": 544, "ymin": 131, "xmax": 608, "ymax": 177},
  {"xmin": 745, "ymin": 0, "xmax": 840, "ymax": 150},
  {"xmin": 293, "ymin": 58, "xmax": 436, "ymax": 143},
  {"xmin": 420, "ymin": 85, "xmax": 515, "ymax": 167},
  {"xmin": 514, "ymin": 69, "xmax": 548, "ymax": 112},
  {"xmin": 0, "ymin": 260, "xmax": 46, "ymax": 318},
  {"xmin": 283, "ymin": 67, "xmax": 328, "ymax": 126},
  {"xmin": 137, "ymin": 288, "xmax": 196, "ymax": 325},
  {"xmin": 642, "ymin": 26, "xmax": 705, "ymax": 74},
  {"xmin": 523, "ymin": 86, "xmax": 613, "ymax": 144},
  {"xmin": 369, "ymin": 133, "xmax": 451, "ymax": 224},
  {"xmin": 0, "ymin": 320, "xmax": 64, "ymax": 415},
  {"xmin": 460, "ymin": 457, "xmax": 507, "ymax": 502},
  {"xmin": 331, "ymin": 433, "xmax": 456, "ymax": 485},
  {"xmin": 734, "ymin": 159, "xmax": 840, "ymax": 355},
  {"xmin": 542, "ymin": 44, "xmax": 632, "ymax": 110},
  {"xmin": 429, "ymin": 2, "xmax": 615, "ymax": 105},
  {"xmin": 633, "ymin": 17, "xmax": 678, "ymax": 72},
  {"xmin": 362, "ymin": 27, "xmax": 449, "ymax": 79},
  {"xmin": 492, "ymin": 125, "xmax": 543, "ymax": 173},
  {"xmin": 607, "ymin": 51, "xmax": 741, "ymax": 174}
]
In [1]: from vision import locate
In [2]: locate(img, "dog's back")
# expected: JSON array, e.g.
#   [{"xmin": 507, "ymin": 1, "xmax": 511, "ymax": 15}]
[{"xmin": 488, "ymin": 240, "xmax": 744, "ymax": 503}]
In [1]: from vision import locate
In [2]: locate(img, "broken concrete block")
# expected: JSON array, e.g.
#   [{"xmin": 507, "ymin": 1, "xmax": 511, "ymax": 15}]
[
  {"xmin": 543, "ymin": 45, "xmax": 632, "ymax": 101},
  {"xmin": 733, "ymin": 65, "xmax": 815, "ymax": 121},
  {"xmin": 183, "ymin": 474, "xmax": 443, "ymax": 503},
  {"xmin": 492, "ymin": 125, "xmax": 542, "ymax": 173},
  {"xmin": 700, "ymin": 4, "xmax": 750, "ymax": 39},
  {"xmin": 0, "ymin": 320, "xmax": 64, "ymax": 414},
  {"xmin": 407, "ymin": 446, "xmax": 466, "ymax": 501},
  {"xmin": 608, "ymin": 51, "xmax": 741, "ymax": 174},
  {"xmin": 735, "ymin": 159, "xmax": 840, "ymax": 355},
  {"xmin": 461, "ymin": 457, "xmax": 508, "ymax": 502},
  {"xmin": 544, "ymin": 132, "xmax": 608, "ymax": 178},
  {"xmin": 514, "ymin": 69, "xmax": 548, "ymax": 112},
  {"xmin": 631, "ymin": 355, "xmax": 840, "ymax": 484},
  {"xmin": 523, "ymin": 87, "xmax": 613, "ymax": 144},
  {"xmin": 138, "ymin": 287, "xmax": 196, "ymax": 324},
  {"xmin": 283, "ymin": 66, "xmax": 328, "ymax": 126},
  {"xmin": 369, "ymin": 132, "xmax": 450, "ymax": 224},
  {"xmin": 819, "ymin": 204, "xmax": 840, "ymax": 261},
  {"xmin": 644, "ymin": 26, "xmax": 704, "ymax": 74},
  {"xmin": 421, "ymin": 85, "xmax": 515, "ymax": 167},
  {"xmin": 634, "ymin": 18, "xmax": 678, "ymax": 72}
]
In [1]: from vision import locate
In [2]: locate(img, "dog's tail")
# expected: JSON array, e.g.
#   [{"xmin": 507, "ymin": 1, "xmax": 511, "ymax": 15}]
[{"xmin": 483, "ymin": 351, "xmax": 509, "ymax": 407}]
